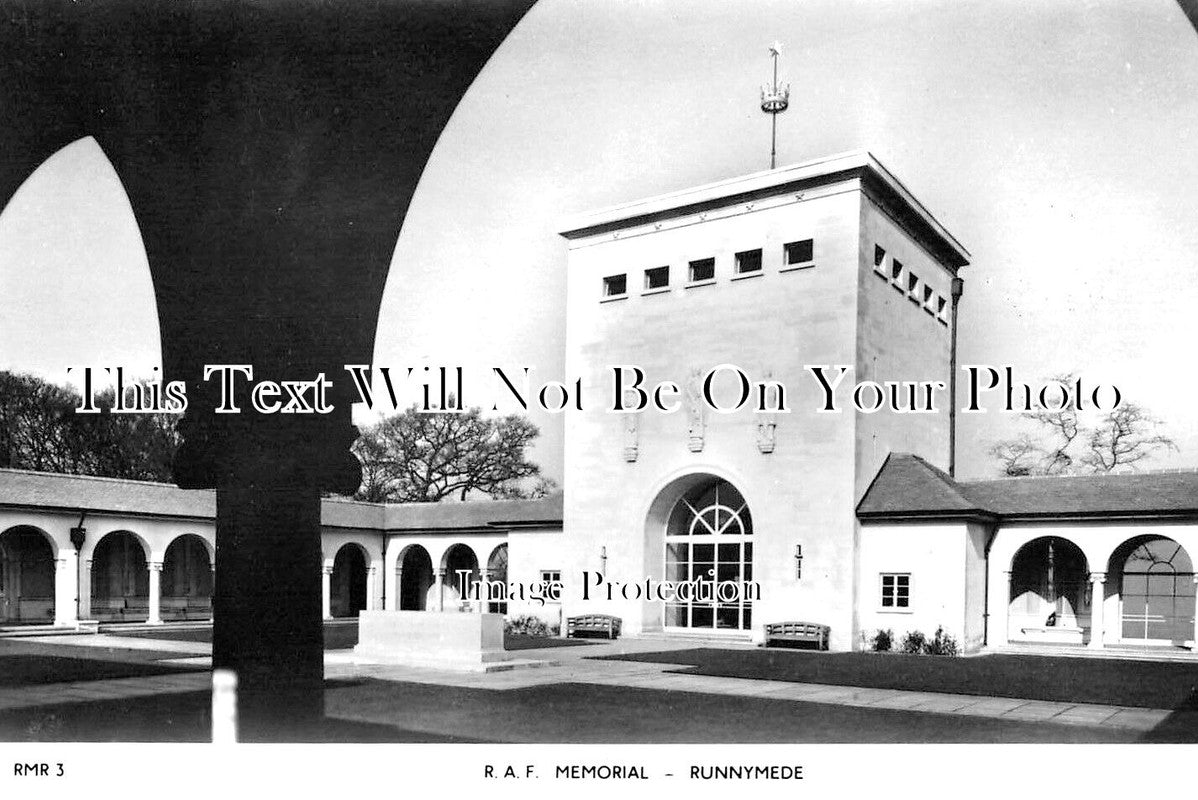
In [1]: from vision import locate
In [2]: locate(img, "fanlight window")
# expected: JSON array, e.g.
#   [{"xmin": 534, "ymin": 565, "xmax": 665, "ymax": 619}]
[
  {"xmin": 666, "ymin": 480, "xmax": 752, "ymax": 539},
  {"xmin": 664, "ymin": 479, "xmax": 753, "ymax": 632}
]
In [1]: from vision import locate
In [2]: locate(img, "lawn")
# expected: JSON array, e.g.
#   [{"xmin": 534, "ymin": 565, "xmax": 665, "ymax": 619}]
[{"xmin": 594, "ymin": 648, "xmax": 1198, "ymax": 710}]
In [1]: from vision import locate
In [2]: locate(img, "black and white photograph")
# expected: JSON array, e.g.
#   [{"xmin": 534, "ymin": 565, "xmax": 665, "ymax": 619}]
[{"xmin": 1, "ymin": 0, "xmax": 1197, "ymax": 794}]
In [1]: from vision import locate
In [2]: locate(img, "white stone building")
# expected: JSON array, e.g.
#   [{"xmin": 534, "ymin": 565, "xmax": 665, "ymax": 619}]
[{"xmin": 2, "ymin": 151, "xmax": 1194, "ymax": 654}]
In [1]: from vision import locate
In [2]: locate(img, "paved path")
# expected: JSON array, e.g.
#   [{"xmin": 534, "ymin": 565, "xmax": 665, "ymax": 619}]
[
  {"xmin": 0, "ymin": 633, "xmax": 1177, "ymax": 733},
  {"xmin": 321, "ymin": 640, "xmax": 1175, "ymax": 733}
]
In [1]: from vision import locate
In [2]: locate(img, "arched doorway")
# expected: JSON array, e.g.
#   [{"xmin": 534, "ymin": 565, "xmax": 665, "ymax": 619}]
[
  {"xmin": 330, "ymin": 544, "xmax": 368, "ymax": 618},
  {"xmin": 1008, "ymin": 537, "xmax": 1089, "ymax": 640},
  {"xmin": 399, "ymin": 545, "xmax": 433, "ymax": 611},
  {"xmin": 91, "ymin": 531, "xmax": 149, "ymax": 622},
  {"xmin": 661, "ymin": 477, "xmax": 754, "ymax": 632},
  {"xmin": 0, "ymin": 527, "xmax": 56, "ymax": 624},
  {"xmin": 443, "ymin": 544, "xmax": 479, "ymax": 611},
  {"xmin": 162, "ymin": 535, "xmax": 213, "ymax": 621},
  {"xmin": 1110, "ymin": 536, "xmax": 1195, "ymax": 645},
  {"xmin": 487, "ymin": 544, "xmax": 508, "ymax": 615}
]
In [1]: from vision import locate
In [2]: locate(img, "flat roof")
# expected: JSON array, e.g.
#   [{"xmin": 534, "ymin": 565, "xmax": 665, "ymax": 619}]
[{"xmin": 558, "ymin": 150, "xmax": 970, "ymax": 269}]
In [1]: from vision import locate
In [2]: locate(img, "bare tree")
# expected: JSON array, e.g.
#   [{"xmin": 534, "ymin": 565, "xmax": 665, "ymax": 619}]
[
  {"xmin": 989, "ymin": 373, "xmax": 1176, "ymax": 476},
  {"xmin": 352, "ymin": 404, "xmax": 551, "ymax": 502},
  {"xmin": 1080, "ymin": 402, "xmax": 1176, "ymax": 472}
]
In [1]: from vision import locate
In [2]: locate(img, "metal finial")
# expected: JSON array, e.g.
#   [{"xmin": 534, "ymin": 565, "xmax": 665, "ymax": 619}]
[{"xmin": 760, "ymin": 42, "xmax": 790, "ymax": 169}]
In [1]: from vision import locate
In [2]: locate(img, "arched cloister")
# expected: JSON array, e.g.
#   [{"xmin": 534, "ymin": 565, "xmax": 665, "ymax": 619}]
[
  {"xmin": 486, "ymin": 543, "xmax": 509, "ymax": 615},
  {"xmin": 161, "ymin": 534, "xmax": 213, "ymax": 621},
  {"xmin": 1107, "ymin": 535, "xmax": 1195, "ymax": 646},
  {"xmin": 330, "ymin": 543, "xmax": 369, "ymax": 619},
  {"xmin": 0, "ymin": 526, "xmax": 57, "ymax": 624},
  {"xmin": 442, "ymin": 544, "xmax": 480, "ymax": 612},
  {"xmin": 397, "ymin": 544, "xmax": 434, "ymax": 611},
  {"xmin": 90, "ymin": 530, "xmax": 150, "ymax": 623},
  {"xmin": 1007, "ymin": 536, "xmax": 1090, "ymax": 643}
]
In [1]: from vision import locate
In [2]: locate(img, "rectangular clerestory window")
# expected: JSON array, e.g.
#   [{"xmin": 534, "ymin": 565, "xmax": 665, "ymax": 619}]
[
  {"xmin": 734, "ymin": 248, "xmax": 763, "ymax": 275},
  {"xmin": 890, "ymin": 258, "xmax": 904, "ymax": 287},
  {"xmin": 936, "ymin": 295, "xmax": 949, "ymax": 325},
  {"xmin": 688, "ymin": 257, "xmax": 716, "ymax": 283},
  {"xmin": 880, "ymin": 573, "xmax": 911, "ymax": 610},
  {"xmin": 602, "ymin": 274, "xmax": 627, "ymax": 298},
  {"xmin": 923, "ymin": 285, "xmax": 935, "ymax": 314},
  {"xmin": 907, "ymin": 271, "xmax": 920, "ymax": 302},
  {"xmin": 644, "ymin": 265, "xmax": 670, "ymax": 291},
  {"xmin": 873, "ymin": 244, "xmax": 888, "ymax": 277},
  {"xmin": 783, "ymin": 238, "xmax": 814, "ymax": 269}
]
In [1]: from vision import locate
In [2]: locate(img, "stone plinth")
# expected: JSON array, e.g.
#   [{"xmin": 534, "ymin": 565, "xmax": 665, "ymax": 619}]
[{"xmin": 353, "ymin": 610, "xmax": 512, "ymax": 671}]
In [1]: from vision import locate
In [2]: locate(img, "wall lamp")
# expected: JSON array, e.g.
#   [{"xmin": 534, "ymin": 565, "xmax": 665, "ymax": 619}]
[
  {"xmin": 69, "ymin": 510, "xmax": 88, "ymax": 552},
  {"xmin": 794, "ymin": 544, "xmax": 803, "ymax": 579},
  {"xmin": 600, "ymin": 545, "xmax": 607, "ymax": 572}
]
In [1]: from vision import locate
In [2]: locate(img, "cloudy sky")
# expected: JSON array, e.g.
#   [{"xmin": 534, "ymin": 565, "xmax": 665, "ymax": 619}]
[{"xmin": 1, "ymin": 0, "xmax": 1196, "ymax": 482}]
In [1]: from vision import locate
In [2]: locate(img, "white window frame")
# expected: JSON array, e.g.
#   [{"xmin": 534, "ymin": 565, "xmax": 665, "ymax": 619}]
[{"xmin": 879, "ymin": 573, "xmax": 911, "ymax": 612}]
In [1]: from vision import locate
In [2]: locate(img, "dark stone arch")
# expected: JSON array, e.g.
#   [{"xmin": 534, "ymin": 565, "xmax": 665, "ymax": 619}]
[
  {"xmin": 162, "ymin": 534, "xmax": 213, "ymax": 621},
  {"xmin": 91, "ymin": 530, "xmax": 150, "ymax": 622},
  {"xmin": 0, "ymin": 1, "xmax": 533, "ymax": 731},
  {"xmin": 1008, "ymin": 536, "xmax": 1090, "ymax": 638},
  {"xmin": 443, "ymin": 544, "xmax": 480, "ymax": 610},
  {"xmin": 0, "ymin": 526, "xmax": 57, "ymax": 624},
  {"xmin": 398, "ymin": 545, "xmax": 434, "ymax": 611},
  {"xmin": 330, "ymin": 543, "xmax": 368, "ymax": 618}
]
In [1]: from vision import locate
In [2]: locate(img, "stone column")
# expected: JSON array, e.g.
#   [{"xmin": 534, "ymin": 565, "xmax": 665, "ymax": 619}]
[
  {"xmin": 1088, "ymin": 572, "xmax": 1105, "ymax": 649},
  {"xmin": 388, "ymin": 568, "xmax": 401, "ymax": 611},
  {"xmin": 79, "ymin": 559, "xmax": 93, "ymax": 619},
  {"xmin": 366, "ymin": 565, "xmax": 377, "ymax": 612},
  {"xmin": 321, "ymin": 565, "xmax": 333, "ymax": 620},
  {"xmin": 147, "ymin": 561, "xmax": 163, "ymax": 625},
  {"xmin": 477, "ymin": 568, "xmax": 490, "ymax": 614},
  {"xmin": 54, "ymin": 550, "xmax": 79, "ymax": 627},
  {"xmin": 435, "ymin": 568, "xmax": 445, "ymax": 612}
]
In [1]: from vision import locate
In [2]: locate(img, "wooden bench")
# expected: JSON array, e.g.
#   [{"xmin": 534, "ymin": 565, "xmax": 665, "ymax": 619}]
[
  {"xmin": 566, "ymin": 614, "xmax": 621, "ymax": 639},
  {"xmin": 762, "ymin": 621, "xmax": 830, "ymax": 650}
]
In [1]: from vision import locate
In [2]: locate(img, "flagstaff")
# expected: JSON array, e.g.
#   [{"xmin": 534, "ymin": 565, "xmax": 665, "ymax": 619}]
[{"xmin": 760, "ymin": 41, "xmax": 790, "ymax": 169}]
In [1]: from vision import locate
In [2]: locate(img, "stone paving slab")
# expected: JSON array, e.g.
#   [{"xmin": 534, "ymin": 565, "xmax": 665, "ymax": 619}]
[
  {"xmin": 999, "ymin": 701, "xmax": 1074, "ymax": 722},
  {"xmin": 950, "ymin": 696, "xmax": 1031, "ymax": 716},
  {"xmin": 19, "ymin": 634, "xmax": 211, "ymax": 655}
]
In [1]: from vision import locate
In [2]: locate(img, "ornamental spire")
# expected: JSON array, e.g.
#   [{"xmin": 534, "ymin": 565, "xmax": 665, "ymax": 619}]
[{"xmin": 760, "ymin": 42, "xmax": 790, "ymax": 169}]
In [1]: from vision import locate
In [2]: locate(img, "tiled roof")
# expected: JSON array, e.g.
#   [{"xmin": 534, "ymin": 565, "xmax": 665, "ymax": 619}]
[
  {"xmin": 0, "ymin": 468, "xmax": 215, "ymax": 518},
  {"xmin": 0, "ymin": 468, "xmax": 563, "ymax": 531},
  {"xmin": 383, "ymin": 492, "xmax": 563, "ymax": 531},
  {"xmin": 857, "ymin": 453, "xmax": 1198, "ymax": 521}
]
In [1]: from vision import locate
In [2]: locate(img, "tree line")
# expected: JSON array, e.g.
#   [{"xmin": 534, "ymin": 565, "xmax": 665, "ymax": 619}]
[
  {"xmin": 0, "ymin": 368, "xmax": 1178, "ymax": 493},
  {"xmin": 0, "ymin": 370, "xmax": 553, "ymax": 501}
]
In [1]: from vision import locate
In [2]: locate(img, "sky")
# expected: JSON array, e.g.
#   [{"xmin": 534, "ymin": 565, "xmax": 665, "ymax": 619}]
[{"xmin": 1, "ymin": 0, "xmax": 1196, "ymax": 482}]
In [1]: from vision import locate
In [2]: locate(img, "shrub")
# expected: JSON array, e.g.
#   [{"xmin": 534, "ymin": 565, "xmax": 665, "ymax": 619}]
[
  {"xmin": 900, "ymin": 630, "xmax": 926, "ymax": 654},
  {"xmin": 871, "ymin": 628, "xmax": 894, "ymax": 652},
  {"xmin": 923, "ymin": 625, "xmax": 959, "ymax": 656},
  {"xmin": 504, "ymin": 615, "xmax": 555, "ymax": 637}
]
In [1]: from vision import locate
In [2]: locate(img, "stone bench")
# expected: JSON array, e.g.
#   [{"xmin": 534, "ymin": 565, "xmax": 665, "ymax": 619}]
[
  {"xmin": 762, "ymin": 621, "xmax": 830, "ymax": 650},
  {"xmin": 566, "ymin": 614, "xmax": 621, "ymax": 639}
]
